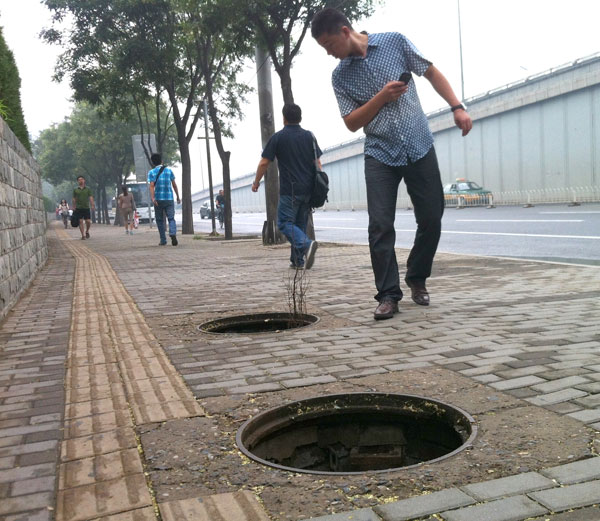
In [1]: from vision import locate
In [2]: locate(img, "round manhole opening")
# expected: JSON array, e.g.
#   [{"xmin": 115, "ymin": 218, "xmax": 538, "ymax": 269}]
[
  {"xmin": 198, "ymin": 312, "xmax": 319, "ymax": 334},
  {"xmin": 236, "ymin": 393, "xmax": 476, "ymax": 475}
]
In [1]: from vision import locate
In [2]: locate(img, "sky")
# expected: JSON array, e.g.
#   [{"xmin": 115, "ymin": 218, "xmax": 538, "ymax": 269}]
[{"xmin": 1, "ymin": 0, "xmax": 599, "ymax": 194}]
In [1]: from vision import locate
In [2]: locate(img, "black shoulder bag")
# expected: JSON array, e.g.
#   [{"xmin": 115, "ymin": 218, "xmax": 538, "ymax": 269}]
[{"xmin": 309, "ymin": 133, "xmax": 329, "ymax": 208}]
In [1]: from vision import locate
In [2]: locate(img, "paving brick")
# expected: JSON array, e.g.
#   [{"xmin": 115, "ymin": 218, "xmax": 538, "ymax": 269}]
[
  {"xmin": 11, "ymin": 475, "xmax": 56, "ymax": 496},
  {"xmin": 526, "ymin": 388, "xmax": 588, "ymax": 406},
  {"xmin": 567, "ymin": 408, "xmax": 600, "ymax": 423},
  {"xmin": 0, "ymin": 491, "xmax": 54, "ymax": 516},
  {"xmin": 530, "ymin": 506, "xmax": 600, "ymax": 521},
  {"xmin": 93, "ymin": 506, "xmax": 157, "ymax": 521},
  {"xmin": 0, "ymin": 462, "xmax": 55, "ymax": 484},
  {"xmin": 441, "ymin": 495, "xmax": 547, "ymax": 521},
  {"xmin": 282, "ymin": 375, "xmax": 337, "ymax": 388},
  {"xmin": 306, "ymin": 509, "xmax": 382, "ymax": 521},
  {"xmin": 159, "ymin": 491, "xmax": 270, "ymax": 521},
  {"xmin": 56, "ymin": 474, "xmax": 152, "ymax": 521},
  {"xmin": 531, "ymin": 376, "xmax": 590, "ymax": 393},
  {"xmin": 374, "ymin": 488, "xmax": 475, "ymax": 521},
  {"xmin": 2, "ymin": 508, "xmax": 52, "ymax": 521},
  {"xmin": 460, "ymin": 472, "xmax": 555, "ymax": 500},
  {"xmin": 528, "ymin": 479, "xmax": 600, "ymax": 512},
  {"xmin": 540, "ymin": 457, "xmax": 600, "ymax": 484},
  {"xmin": 59, "ymin": 448, "xmax": 144, "ymax": 489},
  {"xmin": 490, "ymin": 375, "xmax": 545, "ymax": 390}
]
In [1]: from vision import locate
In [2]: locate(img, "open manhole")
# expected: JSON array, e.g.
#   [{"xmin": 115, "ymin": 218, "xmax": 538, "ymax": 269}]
[
  {"xmin": 236, "ymin": 393, "xmax": 476, "ymax": 475},
  {"xmin": 198, "ymin": 312, "xmax": 319, "ymax": 334}
]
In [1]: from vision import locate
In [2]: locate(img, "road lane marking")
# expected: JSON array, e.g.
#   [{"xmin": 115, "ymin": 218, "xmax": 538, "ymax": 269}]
[
  {"xmin": 315, "ymin": 226, "xmax": 600, "ymax": 240},
  {"xmin": 457, "ymin": 219, "xmax": 583, "ymax": 223},
  {"xmin": 540, "ymin": 211, "xmax": 600, "ymax": 214}
]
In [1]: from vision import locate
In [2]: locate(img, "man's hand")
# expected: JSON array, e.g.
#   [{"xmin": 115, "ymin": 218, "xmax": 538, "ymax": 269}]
[
  {"xmin": 454, "ymin": 109, "xmax": 472, "ymax": 137},
  {"xmin": 176, "ymin": 197, "xmax": 181, "ymax": 205},
  {"xmin": 251, "ymin": 180, "xmax": 260, "ymax": 193},
  {"xmin": 91, "ymin": 206, "xmax": 95, "ymax": 211},
  {"xmin": 153, "ymin": 199, "xmax": 158, "ymax": 206},
  {"xmin": 379, "ymin": 81, "xmax": 409, "ymax": 103}
]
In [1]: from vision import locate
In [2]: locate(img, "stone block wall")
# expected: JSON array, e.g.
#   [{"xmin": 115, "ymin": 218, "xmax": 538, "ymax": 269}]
[{"xmin": 0, "ymin": 116, "xmax": 48, "ymax": 321}]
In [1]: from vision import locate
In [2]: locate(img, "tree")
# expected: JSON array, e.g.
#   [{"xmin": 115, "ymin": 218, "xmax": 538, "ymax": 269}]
[
  {"xmin": 35, "ymin": 103, "xmax": 176, "ymax": 223},
  {"xmin": 0, "ymin": 26, "xmax": 31, "ymax": 151},
  {"xmin": 247, "ymin": 0, "xmax": 379, "ymax": 104},
  {"xmin": 42, "ymin": 0, "xmax": 252, "ymax": 236},
  {"xmin": 188, "ymin": 0, "xmax": 253, "ymax": 239}
]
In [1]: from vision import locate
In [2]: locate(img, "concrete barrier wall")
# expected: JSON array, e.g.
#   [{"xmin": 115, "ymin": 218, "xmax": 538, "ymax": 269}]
[{"xmin": 0, "ymin": 117, "xmax": 48, "ymax": 321}]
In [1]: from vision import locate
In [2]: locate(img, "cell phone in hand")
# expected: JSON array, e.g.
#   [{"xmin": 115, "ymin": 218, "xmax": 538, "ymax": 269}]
[{"xmin": 399, "ymin": 72, "xmax": 412, "ymax": 84}]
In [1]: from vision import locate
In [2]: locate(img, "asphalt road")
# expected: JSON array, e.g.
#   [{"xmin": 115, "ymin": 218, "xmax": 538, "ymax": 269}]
[{"xmin": 180, "ymin": 203, "xmax": 600, "ymax": 266}]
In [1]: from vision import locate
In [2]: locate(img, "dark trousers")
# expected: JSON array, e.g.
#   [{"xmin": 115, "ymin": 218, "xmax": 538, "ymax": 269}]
[{"xmin": 365, "ymin": 146, "xmax": 444, "ymax": 302}]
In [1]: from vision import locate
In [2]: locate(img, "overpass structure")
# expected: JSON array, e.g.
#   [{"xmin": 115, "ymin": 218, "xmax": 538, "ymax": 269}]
[{"xmin": 192, "ymin": 53, "xmax": 600, "ymax": 213}]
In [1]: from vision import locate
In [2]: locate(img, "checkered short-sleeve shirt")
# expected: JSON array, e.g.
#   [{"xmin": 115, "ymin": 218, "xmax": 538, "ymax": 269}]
[
  {"xmin": 148, "ymin": 165, "xmax": 175, "ymax": 201},
  {"xmin": 332, "ymin": 32, "xmax": 434, "ymax": 166}
]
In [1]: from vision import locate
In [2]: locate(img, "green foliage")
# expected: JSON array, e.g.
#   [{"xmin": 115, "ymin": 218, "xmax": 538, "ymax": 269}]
[
  {"xmin": 0, "ymin": 27, "xmax": 31, "ymax": 151},
  {"xmin": 247, "ymin": 0, "xmax": 380, "ymax": 103},
  {"xmin": 34, "ymin": 102, "xmax": 175, "ymax": 196}
]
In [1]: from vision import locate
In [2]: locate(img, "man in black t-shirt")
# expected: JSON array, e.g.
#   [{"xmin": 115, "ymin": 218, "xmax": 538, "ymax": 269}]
[
  {"xmin": 252, "ymin": 104, "xmax": 322, "ymax": 269},
  {"xmin": 215, "ymin": 190, "xmax": 225, "ymax": 209}
]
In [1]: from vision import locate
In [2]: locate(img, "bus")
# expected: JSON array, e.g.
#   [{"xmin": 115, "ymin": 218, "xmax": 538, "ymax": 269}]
[{"xmin": 128, "ymin": 183, "xmax": 154, "ymax": 223}]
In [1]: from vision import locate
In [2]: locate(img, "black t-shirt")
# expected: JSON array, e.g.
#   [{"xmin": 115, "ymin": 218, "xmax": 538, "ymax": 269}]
[
  {"xmin": 216, "ymin": 194, "xmax": 225, "ymax": 206},
  {"xmin": 262, "ymin": 124, "xmax": 322, "ymax": 196}
]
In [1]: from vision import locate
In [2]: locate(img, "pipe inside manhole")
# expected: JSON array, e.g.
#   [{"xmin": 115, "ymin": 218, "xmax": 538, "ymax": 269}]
[
  {"xmin": 236, "ymin": 393, "xmax": 476, "ymax": 475},
  {"xmin": 198, "ymin": 312, "xmax": 319, "ymax": 334}
]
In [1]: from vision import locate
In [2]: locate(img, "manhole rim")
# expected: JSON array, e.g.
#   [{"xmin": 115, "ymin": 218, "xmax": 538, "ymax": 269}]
[
  {"xmin": 236, "ymin": 392, "xmax": 478, "ymax": 475},
  {"xmin": 197, "ymin": 312, "xmax": 320, "ymax": 335}
]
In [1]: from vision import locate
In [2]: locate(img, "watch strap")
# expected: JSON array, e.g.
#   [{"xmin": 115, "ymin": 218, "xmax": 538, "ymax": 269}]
[{"xmin": 451, "ymin": 104, "xmax": 466, "ymax": 112}]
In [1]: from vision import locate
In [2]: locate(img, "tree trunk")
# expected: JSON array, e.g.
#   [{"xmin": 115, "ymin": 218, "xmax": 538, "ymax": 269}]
[
  {"xmin": 167, "ymin": 86, "xmax": 195, "ymax": 235},
  {"xmin": 280, "ymin": 66, "xmax": 294, "ymax": 105}
]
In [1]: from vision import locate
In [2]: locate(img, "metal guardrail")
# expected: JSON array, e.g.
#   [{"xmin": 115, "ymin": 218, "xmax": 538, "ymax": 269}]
[{"xmin": 230, "ymin": 187, "xmax": 599, "ymax": 213}]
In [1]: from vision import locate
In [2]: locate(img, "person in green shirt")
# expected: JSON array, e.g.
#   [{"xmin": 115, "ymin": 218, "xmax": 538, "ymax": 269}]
[{"xmin": 72, "ymin": 175, "xmax": 95, "ymax": 240}]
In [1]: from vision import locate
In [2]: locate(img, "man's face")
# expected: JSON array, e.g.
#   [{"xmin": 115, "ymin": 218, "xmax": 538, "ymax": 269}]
[
  {"xmin": 316, "ymin": 27, "xmax": 351, "ymax": 60},
  {"xmin": 77, "ymin": 177, "xmax": 85, "ymax": 187},
  {"xmin": 219, "ymin": 190, "xmax": 224, "ymax": 196}
]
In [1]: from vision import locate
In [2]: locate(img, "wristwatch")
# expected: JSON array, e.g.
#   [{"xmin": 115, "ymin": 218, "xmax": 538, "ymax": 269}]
[{"xmin": 451, "ymin": 103, "xmax": 467, "ymax": 112}]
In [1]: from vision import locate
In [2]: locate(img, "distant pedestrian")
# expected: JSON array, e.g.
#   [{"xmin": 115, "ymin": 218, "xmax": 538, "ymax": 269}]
[
  {"xmin": 312, "ymin": 8, "xmax": 472, "ymax": 319},
  {"xmin": 118, "ymin": 185, "xmax": 136, "ymax": 235},
  {"xmin": 59, "ymin": 199, "xmax": 70, "ymax": 229},
  {"xmin": 72, "ymin": 176, "xmax": 95, "ymax": 240},
  {"xmin": 252, "ymin": 103, "xmax": 321, "ymax": 269},
  {"xmin": 148, "ymin": 153, "xmax": 181, "ymax": 246}
]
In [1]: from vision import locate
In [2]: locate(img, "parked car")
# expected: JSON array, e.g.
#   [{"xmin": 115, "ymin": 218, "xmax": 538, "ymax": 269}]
[
  {"xmin": 443, "ymin": 179, "xmax": 492, "ymax": 206},
  {"xmin": 199, "ymin": 201, "xmax": 214, "ymax": 219}
]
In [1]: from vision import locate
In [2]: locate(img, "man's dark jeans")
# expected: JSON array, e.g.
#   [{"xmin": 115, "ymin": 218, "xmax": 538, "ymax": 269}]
[
  {"xmin": 155, "ymin": 199, "xmax": 176, "ymax": 244},
  {"xmin": 277, "ymin": 194, "xmax": 312, "ymax": 266},
  {"xmin": 365, "ymin": 146, "xmax": 444, "ymax": 302}
]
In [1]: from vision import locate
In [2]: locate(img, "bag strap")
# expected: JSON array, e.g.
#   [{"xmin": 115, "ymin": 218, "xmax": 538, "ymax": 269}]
[
  {"xmin": 153, "ymin": 164, "xmax": 167, "ymax": 186},
  {"xmin": 309, "ymin": 132, "xmax": 319, "ymax": 170}
]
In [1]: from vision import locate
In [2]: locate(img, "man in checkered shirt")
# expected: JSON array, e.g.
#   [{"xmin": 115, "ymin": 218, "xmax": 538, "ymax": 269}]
[{"xmin": 312, "ymin": 8, "xmax": 472, "ymax": 320}]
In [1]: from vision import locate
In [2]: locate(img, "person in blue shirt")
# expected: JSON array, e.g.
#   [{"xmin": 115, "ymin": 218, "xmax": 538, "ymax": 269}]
[
  {"xmin": 312, "ymin": 8, "xmax": 472, "ymax": 320},
  {"xmin": 252, "ymin": 104, "xmax": 321, "ymax": 270},
  {"xmin": 148, "ymin": 153, "xmax": 181, "ymax": 246}
]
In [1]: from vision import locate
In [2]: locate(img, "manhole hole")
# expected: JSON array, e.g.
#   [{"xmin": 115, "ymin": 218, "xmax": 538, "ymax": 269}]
[
  {"xmin": 198, "ymin": 312, "xmax": 319, "ymax": 334},
  {"xmin": 236, "ymin": 393, "xmax": 476, "ymax": 475}
]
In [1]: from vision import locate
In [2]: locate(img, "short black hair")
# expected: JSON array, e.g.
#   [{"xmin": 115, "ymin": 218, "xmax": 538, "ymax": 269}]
[
  {"xmin": 282, "ymin": 103, "xmax": 302, "ymax": 124},
  {"xmin": 150, "ymin": 153, "xmax": 162, "ymax": 166},
  {"xmin": 77, "ymin": 175, "xmax": 85, "ymax": 180},
  {"xmin": 311, "ymin": 8, "xmax": 352, "ymax": 39}
]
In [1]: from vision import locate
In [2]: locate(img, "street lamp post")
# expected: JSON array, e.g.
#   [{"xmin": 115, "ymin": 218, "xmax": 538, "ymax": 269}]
[{"xmin": 457, "ymin": 0, "xmax": 465, "ymax": 101}]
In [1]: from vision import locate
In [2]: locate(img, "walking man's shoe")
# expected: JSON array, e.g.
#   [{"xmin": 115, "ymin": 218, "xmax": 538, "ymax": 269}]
[
  {"xmin": 374, "ymin": 299, "xmax": 399, "ymax": 320},
  {"xmin": 405, "ymin": 279, "xmax": 430, "ymax": 306},
  {"xmin": 85, "ymin": 231, "xmax": 90, "ymax": 239},
  {"xmin": 305, "ymin": 241, "xmax": 318, "ymax": 269},
  {"xmin": 170, "ymin": 235, "xmax": 178, "ymax": 246}
]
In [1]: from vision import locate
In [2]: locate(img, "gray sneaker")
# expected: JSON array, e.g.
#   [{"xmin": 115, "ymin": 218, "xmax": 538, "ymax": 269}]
[{"xmin": 304, "ymin": 241, "xmax": 318, "ymax": 270}]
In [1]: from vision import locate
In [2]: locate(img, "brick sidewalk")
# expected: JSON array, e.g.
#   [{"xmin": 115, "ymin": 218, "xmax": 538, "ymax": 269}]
[{"xmin": 0, "ymin": 222, "xmax": 599, "ymax": 521}]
